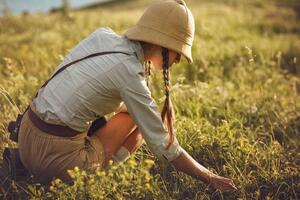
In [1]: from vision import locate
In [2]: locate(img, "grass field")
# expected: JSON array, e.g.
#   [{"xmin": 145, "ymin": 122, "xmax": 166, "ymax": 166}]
[{"xmin": 0, "ymin": 0, "xmax": 299, "ymax": 199}]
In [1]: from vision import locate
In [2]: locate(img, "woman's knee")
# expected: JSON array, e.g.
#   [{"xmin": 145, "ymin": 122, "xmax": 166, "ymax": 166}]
[
  {"xmin": 123, "ymin": 129, "xmax": 144, "ymax": 153},
  {"xmin": 112, "ymin": 112, "xmax": 135, "ymax": 126},
  {"xmin": 94, "ymin": 112, "xmax": 137, "ymax": 163},
  {"xmin": 97, "ymin": 113, "xmax": 136, "ymax": 136}
]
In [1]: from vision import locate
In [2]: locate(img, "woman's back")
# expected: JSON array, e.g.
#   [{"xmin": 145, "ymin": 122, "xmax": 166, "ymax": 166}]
[{"xmin": 33, "ymin": 28, "xmax": 145, "ymax": 132}]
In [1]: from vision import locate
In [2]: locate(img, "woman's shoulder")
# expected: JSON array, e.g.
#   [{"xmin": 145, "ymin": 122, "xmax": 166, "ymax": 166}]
[
  {"xmin": 94, "ymin": 27, "xmax": 118, "ymax": 37},
  {"xmin": 91, "ymin": 27, "xmax": 139, "ymax": 56},
  {"xmin": 92, "ymin": 28, "xmax": 145, "ymax": 77}
]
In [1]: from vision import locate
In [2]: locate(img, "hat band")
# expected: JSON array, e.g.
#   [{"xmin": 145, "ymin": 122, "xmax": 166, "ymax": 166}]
[{"xmin": 137, "ymin": 23, "xmax": 193, "ymax": 46}]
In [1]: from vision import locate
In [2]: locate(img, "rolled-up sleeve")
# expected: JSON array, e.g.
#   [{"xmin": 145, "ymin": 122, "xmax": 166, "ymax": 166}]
[{"xmin": 119, "ymin": 73, "xmax": 182, "ymax": 162}]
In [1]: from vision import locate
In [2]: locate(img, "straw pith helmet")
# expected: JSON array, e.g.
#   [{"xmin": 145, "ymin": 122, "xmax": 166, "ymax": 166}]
[{"xmin": 124, "ymin": 0, "xmax": 195, "ymax": 63}]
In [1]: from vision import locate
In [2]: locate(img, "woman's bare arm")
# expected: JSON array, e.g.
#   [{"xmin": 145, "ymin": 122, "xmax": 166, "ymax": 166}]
[{"xmin": 171, "ymin": 149, "xmax": 237, "ymax": 191}]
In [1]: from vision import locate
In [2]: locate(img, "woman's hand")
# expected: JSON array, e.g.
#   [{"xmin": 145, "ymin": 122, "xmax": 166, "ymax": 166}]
[
  {"xmin": 208, "ymin": 174, "xmax": 237, "ymax": 191},
  {"xmin": 171, "ymin": 149, "xmax": 237, "ymax": 192}
]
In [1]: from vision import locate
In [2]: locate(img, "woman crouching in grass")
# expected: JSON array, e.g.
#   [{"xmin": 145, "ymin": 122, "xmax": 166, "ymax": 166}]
[{"xmin": 18, "ymin": 0, "xmax": 237, "ymax": 191}]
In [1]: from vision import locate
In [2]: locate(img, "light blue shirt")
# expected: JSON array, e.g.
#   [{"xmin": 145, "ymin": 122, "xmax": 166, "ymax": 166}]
[{"xmin": 33, "ymin": 27, "xmax": 182, "ymax": 162}]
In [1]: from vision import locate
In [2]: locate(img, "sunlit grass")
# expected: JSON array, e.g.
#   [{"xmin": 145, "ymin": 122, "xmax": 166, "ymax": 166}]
[{"xmin": 0, "ymin": 0, "xmax": 299, "ymax": 199}]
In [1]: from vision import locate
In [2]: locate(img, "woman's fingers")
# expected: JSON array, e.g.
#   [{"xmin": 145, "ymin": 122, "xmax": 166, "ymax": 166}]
[
  {"xmin": 229, "ymin": 180, "xmax": 237, "ymax": 190},
  {"xmin": 223, "ymin": 178, "xmax": 236, "ymax": 190},
  {"xmin": 210, "ymin": 175, "xmax": 237, "ymax": 191},
  {"xmin": 221, "ymin": 178, "xmax": 237, "ymax": 191}
]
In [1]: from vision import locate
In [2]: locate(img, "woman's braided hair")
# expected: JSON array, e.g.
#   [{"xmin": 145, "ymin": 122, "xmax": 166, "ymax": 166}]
[{"xmin": 161, "ymin": 48, "xmax": 175, "ymax": 149}]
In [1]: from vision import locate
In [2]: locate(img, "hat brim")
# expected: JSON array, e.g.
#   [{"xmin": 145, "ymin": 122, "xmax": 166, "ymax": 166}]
[{"xmin": 124, "ymin": 25, "xmax": 193, "ymax": 64}]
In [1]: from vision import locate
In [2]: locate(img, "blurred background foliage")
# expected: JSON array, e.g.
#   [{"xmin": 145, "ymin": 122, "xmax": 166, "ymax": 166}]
[{"xmin": 0, "ymin": 0, "xmax": 299, "ymax": 199}]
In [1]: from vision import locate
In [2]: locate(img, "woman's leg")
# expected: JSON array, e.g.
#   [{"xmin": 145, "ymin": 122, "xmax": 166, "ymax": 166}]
[
  {"xmin": 122, "ymin": 128, "xmax": 144, "ymax": 154},
  {"xmin": 95, "ymin": 112, "xmax": 143, "ymax": 167}
]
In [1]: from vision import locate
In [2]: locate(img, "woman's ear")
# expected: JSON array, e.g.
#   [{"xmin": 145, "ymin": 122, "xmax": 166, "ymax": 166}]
[
  {"xmin": 141, "ymin": 42, "xmax": 164, "ymax": 70},
  {"xmin": 169, "ymin": 51, "xmax": 181, "ymax": 65}
]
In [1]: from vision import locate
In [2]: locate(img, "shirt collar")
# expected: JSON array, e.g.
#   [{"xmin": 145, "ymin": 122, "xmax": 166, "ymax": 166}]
[
  {"xmin": 134, "ymin": 41, "xmax": 145, "ymax": 64},
  {"xmin": 124, "ymin": 37, "xmax": 144, "ymax": 64}
]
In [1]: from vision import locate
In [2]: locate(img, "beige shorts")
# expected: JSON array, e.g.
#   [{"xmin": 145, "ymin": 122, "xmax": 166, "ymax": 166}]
[{"xmin": 18, "ymin": 111, "xmax": 104, "ymax": 184}]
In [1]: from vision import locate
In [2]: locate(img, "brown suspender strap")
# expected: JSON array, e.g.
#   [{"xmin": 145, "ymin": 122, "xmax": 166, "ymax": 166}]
[
  {"xmin": 39, "ymin": 51, "xmax": 131, "ymax": 93},
  {"xmin": 27, "ymin": 51, "xmax": 131, "ymax": 137}
]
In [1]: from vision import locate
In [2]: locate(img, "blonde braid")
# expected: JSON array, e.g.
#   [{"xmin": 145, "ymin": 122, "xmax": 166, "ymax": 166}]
[
  {"xmin": 145, "ymin": 61, "xmax": 151, "ymax": 86},
  {"xmin": 161, "ymin": 48, "xmax": 175, "ymax": 149}
]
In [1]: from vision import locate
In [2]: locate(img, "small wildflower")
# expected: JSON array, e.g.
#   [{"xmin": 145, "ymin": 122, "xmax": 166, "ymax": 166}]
[
  {"xmin": 49, "ymin": 186, "xmax": 55, "ymax": 191},
  {"xmin": 96, "ymin": 170, "xmax": 106, "ymax": 176},
  {"xmin": 144, "ymin": 159, "xmax": 154, "ymax": 165},
  {"xmin": 128, "ymin": 159, "xmax": 137, "ymax": 167},
  {"xmin": 88, "ymin": 177, "xmax": 95, "ymax": 184},
  {"xmin": 68, "ymin": 170, "xmax": 75, "ymax": 178},
  {"xmin": 108, "ymin": 160, "xmax": 113, "ymax": 166},
  {"xmin": 249, "ymin": 105, "xmax": 258, "ymax": 114},
  {"xmin": 74, "ymin": 166, "xmax": 80, "ymax": 172},
  {"xmin": 145, "ymin": 183, "xmax": 151, "ymax": 190},
  {"xmin": 245, "ymin": 46, "xmax": 256, "ymax": 63},
  {"xmin": 81, "ymin": 170, "xmax": 87, "ymax": 176},
  {"xmin": 145, "ymin": 173, "xmax": 151, "ymax": 182},
  {"xmin": 108, "ymin": 172, "xmax": 114, "ymax": 177},
  {"xmin": 53, "ymin": 178, "xmax": 61, "ymax": 185}
]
